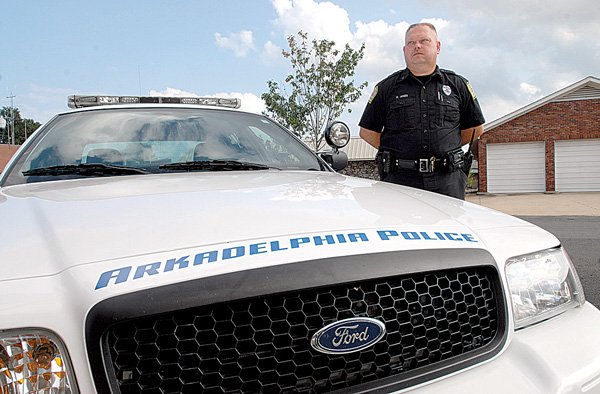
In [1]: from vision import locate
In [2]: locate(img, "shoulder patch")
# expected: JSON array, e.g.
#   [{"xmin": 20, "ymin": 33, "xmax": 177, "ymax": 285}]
[
  {"xmin": 368, "ymin": 85, "xmax": 379, "ymax": 104},
  {"xmin": 466, "ymin": 80, "xmax": 477, "ymax": 100}
]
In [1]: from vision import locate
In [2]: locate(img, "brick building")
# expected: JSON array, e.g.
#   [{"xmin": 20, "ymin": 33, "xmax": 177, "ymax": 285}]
[
  {"xmin": 0, "ymin": 145, "xmax": 19, "ymax": 172},
  {"xmin": 479, "ymin": 76, "xmax": 600, "ymax": 193}
]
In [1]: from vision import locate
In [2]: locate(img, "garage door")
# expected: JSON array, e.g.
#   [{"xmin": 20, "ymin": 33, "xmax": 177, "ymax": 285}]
[
  {"xmin": 555, "ymin": 139, "xmax": 600, "ymax": 191},
  {"xmin": 487, "ymin": 142, "xmax": 546, "ymax": 193}
]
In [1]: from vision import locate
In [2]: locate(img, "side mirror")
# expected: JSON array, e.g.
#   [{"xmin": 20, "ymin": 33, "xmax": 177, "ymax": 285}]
[
  {"xmin": 320, "ymin": 121, "xmax": 350, "ymax": 171},
  {"xmin": 319, "ymin": 150, "xmax": 348, "ymax": 171}
]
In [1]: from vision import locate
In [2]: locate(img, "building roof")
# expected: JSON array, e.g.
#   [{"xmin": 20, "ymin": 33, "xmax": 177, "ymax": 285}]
[
  {"xmin": 485, "ymin": 76, "xmax": 600, "ymax": 131},
  {"xmin": 341, "ymin": 137, "xmax": 378, "ymax": 160}
]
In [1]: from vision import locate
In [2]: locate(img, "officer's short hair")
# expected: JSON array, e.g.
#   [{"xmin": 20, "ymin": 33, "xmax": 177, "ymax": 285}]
[{"xmin": 406, "ymin": 22, "xmax": 438, "ymax": 37}]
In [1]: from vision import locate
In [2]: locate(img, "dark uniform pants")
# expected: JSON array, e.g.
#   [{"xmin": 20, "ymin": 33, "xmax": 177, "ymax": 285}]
[{"xmin": 382, "ymin": 170, "xmax": 468, "ymax": 200}]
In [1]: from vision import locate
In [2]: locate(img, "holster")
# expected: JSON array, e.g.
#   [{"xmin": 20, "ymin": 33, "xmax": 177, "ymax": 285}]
[
  {"xmin": 444, "ymin": 149, "xmax": 466, "ymax": 173},
  {"xmin": 375, "ymin": 151, "xmax": 392, "ymax": 178}
]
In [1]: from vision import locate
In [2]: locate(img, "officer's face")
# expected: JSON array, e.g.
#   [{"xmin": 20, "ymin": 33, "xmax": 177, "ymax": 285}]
[{"xmin": 403, "ymin": 25, "xmax": 440, "ymax": 75}]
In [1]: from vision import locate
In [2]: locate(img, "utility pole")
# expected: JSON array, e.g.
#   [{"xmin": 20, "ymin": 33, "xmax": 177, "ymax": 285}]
[{"xmin": 6, "ymin": 93, "xmax": 16, "ymax": 145}]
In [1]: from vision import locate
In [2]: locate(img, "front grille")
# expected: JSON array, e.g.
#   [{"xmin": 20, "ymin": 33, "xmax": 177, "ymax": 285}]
[{"xmin": 105, "ymin": 267, "xmax": 500, "ymax": 393}]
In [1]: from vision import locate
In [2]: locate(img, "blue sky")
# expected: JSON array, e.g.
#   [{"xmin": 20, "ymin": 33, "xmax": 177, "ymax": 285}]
[{"xmin": 2, "ymin": 0, "xmax": 599, "ymax": 132}]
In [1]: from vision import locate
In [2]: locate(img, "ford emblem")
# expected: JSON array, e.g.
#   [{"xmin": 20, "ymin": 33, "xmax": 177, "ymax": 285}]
[{"xmin": 310, "ymin": 317, "xmax": 386, "ymax": 354}]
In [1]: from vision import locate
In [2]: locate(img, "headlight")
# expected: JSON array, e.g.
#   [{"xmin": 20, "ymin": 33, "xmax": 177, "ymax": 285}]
[
  {"xmin": 0, "ymin": 330, "xmax": 77, "ymax": 393},
  {"xmin": 506, "ymin": 247, "xmax": 585, "ymax": 329}
]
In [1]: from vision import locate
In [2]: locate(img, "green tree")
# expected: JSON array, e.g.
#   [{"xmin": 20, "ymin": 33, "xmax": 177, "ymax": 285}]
[
  {"xmin": 262, "ymin": 31, "xmax": 367, "ymax": 151},
  {"xmin": 0, "ymin": 107, "xmax": 41, "ymax": 145}
]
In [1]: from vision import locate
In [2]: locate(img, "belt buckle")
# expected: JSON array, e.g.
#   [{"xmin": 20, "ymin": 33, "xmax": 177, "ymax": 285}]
[{"xmin": 419, "ymin": 157, "xmax": 435, "ymax": 173}]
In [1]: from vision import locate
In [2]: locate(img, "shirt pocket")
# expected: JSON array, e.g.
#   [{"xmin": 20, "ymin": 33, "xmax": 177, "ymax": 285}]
[
  {"xmin": 435, "ymin": 95, "xmax": 460, "ymax": 126},
  {"xmin": 387, "ymin": 97, "xmax": 417, "ymax": 130}
]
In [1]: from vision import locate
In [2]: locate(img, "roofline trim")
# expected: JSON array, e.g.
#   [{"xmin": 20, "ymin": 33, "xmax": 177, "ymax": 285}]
[{"xmin": 485, "ymin": 76, "xmax": 600, "ymax": 131}]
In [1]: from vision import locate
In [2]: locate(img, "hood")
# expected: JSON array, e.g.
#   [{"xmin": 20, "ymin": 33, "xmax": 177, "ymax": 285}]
[{"xmin": 0, "ymin": 171, "xmax": 555, "ymax": 281}]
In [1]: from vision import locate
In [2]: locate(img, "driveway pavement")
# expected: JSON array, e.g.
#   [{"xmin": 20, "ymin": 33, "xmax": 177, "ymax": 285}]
[{"xmin": 465, "ymin": 192, "xmax": 600, "ymax": 216}]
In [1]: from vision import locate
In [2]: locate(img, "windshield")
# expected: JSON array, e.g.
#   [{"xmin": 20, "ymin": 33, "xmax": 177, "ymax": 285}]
[{"xmin": 3, "ymin": 107, "xmax": 325, "ymax": 185}]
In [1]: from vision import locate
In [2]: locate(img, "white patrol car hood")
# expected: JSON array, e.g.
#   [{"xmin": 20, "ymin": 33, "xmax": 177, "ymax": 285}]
[{"xmin": 0, "ymin": 171, "xmax": 558, "ymax": 284}]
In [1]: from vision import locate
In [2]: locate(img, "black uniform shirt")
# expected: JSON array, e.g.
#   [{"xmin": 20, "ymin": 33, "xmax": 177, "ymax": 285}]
[{"xmin": 359, "ymin": 66, "xmax": 485, "ymax": 160}]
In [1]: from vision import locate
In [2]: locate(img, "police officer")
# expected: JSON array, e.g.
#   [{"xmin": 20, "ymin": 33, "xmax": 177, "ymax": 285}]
[{"xmin": 359, "ymin": 22, "xmax": 485, "ymax": 200}]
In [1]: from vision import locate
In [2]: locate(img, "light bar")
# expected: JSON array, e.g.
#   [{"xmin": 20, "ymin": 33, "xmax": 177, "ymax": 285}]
[{"xmin": 67, "ymin": 95, "xmax": 241, "ymax": 109}]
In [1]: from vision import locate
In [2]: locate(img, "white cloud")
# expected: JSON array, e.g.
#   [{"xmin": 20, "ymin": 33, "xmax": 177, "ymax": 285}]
[
  {"xmin": 149, "ymin": 88, "xmax": 265, "ymax": 114},
  {"xmin": 212, "ymin": 92, "xmax": 266, "ymax": 114},
  {"xmin": 214, "ymin": 30, "xmax": 255, "ymax": 58},
  {"xmin": 555, "ymin": 27, "xmax": 576, "ymax": 44},
  {"xmin": 149, "ymin": 87, "xmax": 198, "ymax": 97},
  {"xmin": 519, "ymin": 82, "xmax": 542, "ymax": 97},
  {"xmin": 353, "ymin": 20, "xmax": 409, "ymax": 76},
  {"xmin": 261, "ymin": 41, "xmax": 283, "ymax": 65},
  {"xmin": 480, "ymin": 95, "xmax": 524, "ymax": 124},
  {"xmin": 271, "ymin": 0, "xmax": 352, "ymax": 45}
]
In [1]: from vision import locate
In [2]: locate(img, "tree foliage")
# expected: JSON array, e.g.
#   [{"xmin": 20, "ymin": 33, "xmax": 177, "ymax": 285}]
[
  {"xmin": 262, "ymin": 31, "xmax": 367, "ymax": 151},
  {"xmin": 0, "ymin": 107, "xmax": 41, "ymax": 145}
]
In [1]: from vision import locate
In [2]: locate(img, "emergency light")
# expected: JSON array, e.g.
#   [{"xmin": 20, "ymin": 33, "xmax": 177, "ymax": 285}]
[{"xmin": 68, "ymin": 95, "xmax": 241, "ymax": 109}]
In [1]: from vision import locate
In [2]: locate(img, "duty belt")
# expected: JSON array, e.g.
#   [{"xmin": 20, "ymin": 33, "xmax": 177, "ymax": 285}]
[
  {"xmin": 378, "ymin": 149, "xmax": 465, "ymax": 174},
  {"xmin": 393, "ymin": 156, "xmax": 443, "ymax": 173}
]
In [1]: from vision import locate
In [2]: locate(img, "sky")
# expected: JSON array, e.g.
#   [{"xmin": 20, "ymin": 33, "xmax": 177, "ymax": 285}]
[{"xmin": 2, "ymin": 0, "xmax": 599, "ymax": 134}]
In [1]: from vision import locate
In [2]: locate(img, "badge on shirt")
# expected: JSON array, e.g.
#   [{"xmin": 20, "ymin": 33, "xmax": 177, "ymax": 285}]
[
  {"xmin": 442, "ymin": 85, "xmax": 452, "ymax": 96},
  {"xmin": 368, "ymin": 85, "xmax": 379, "ymax": 104}
]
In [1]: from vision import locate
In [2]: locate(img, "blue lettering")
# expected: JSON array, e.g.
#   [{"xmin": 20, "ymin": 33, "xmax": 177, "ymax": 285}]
[
  {"xmin": 401, "ymin": 232, "xmax": 420, "ymax": 240},
  {"xmin": 444, "ymin": 232, "xmax": 461, "ymax": 241},
  {"xmin": 164, "ymin": 256, "xmax": 190, "ymax": 272},
  {"xmin": 420, "ymin": 231, "xmax": 435, "ymax": 240},
  {"xmin": 194, "ymin": 250, "xmax": 218, "ymax": 265},
  {"xmin": 133, "ymin": 262, "xmax": 161, "ymax": 279},
  {"xmin": 348, "ymin": 233, "xmax": 369, "ymax": 242},
  {"xmin": 291, "ymin": 237, "xmax": 310, "ymax": 248},
  {"xmin": 223, "ymin": 246, "xmax": 245, "ymax": 259},
  {"xmin": 270, "ymin": 240, "xmax": 288, "ymax": 252},
  {"xmin": 97, "ymin": 228, "xmax": 479, "ymax": 290},
  {"xmin": 377, "ymin": 230, "xmax": 398, "ymax": 240},
  {"xmin": 95, "ymin": 266, "xmax": 131, "ymax": 289},
  {"xmin": 314, "ymin": 235, "xmax": 336, "ymax": 246},
  {"xmin": 250, "ymin": 242, "xmax": 268, "ymax": 255},
  {"xmin": 461, "ymin": 233, "xmax": 478, "ymax": 242}
]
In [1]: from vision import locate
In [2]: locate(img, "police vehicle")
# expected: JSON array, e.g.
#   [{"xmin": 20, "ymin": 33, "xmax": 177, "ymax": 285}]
[{"xmin": 0, "ymin": 95, "xmax": 599, "ymax": 393}]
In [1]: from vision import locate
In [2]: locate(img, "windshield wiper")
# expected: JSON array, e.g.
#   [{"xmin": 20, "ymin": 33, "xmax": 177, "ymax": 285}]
[
  {"xmin": 22, "ymin": 163, "xmax": 151, "ymax": 177},
  {"xmin": 159, "ymin": 160, "xmax": 276, "ymax": 171}
]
